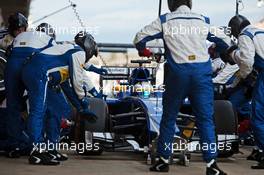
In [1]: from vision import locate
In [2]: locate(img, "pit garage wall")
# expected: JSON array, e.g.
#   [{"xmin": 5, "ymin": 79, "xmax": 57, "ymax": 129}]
[{"xmin": 0, "ymin": 0, "xmax": 31, "ymax": 28}]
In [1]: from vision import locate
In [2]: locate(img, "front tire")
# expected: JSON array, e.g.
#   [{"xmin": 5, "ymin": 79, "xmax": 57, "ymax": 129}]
[{"xmin": 214, "ymin": 100, "xmax": 239, "ymax": 158}]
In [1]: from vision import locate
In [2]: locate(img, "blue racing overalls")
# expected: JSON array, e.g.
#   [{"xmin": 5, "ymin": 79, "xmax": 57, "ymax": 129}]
[
  {"xmin": 134, "ymin": 5, "xmax": 231, "ymax": 162},
  {"xmin": 21, "ymin": 45, "xmax": 85, "ymax": 144},
  {"xmin": 236, "ymin": 27, "xmax": 264, "ymax": 150},
  {"xmin": 4, "ymin": 31, "xmax": 54, "ymax": 150}
]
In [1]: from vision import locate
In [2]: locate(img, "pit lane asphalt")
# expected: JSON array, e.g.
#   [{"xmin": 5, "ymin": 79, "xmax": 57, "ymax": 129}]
[{"xmin": 0, "ymin": 147, "xmax": 263, "ymax": 175}]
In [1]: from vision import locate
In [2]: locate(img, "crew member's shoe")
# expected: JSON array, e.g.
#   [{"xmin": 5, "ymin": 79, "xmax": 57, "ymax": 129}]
[
  {"xmin": 149, "ymin": 157, "xmax": 169, "ymax": 173},
  {"xmin": 251, "ymin": 161, "xmax": 264, "ymax": 169},
  {"xmin": 206, "ymin": 159, "xmax": 227, "ymax": 175},
  {"xmin": 48, "ymin": 150, "xmax": 68, "ymax": 161},
  {"xmin": 251, "ymin": 152, "xmax": 264, "ymax": 169},
  {"xmin": 29, "ymin": 150, "xmax": 60, "ymax": 165},
  {"xmin": 6, "ymin": 148, "xmax": 21, "ymax": 158},
  {"xmin": 247, "ymin": 149, "xmax": 261, "ymax": 161}
]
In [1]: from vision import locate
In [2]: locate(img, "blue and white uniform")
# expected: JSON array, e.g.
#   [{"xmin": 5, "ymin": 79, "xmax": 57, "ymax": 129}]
[
  {"xmin": 0, "ymin": 29, "xmax": 13, "ymax": 50},
  {"xmin": 0, "ymin": 29, "xmax": 8, "ymax": 39},
  {"xmin": 212, "ymin": 59, "xmax": 239, "ymax": 85},
  {"xmin": 134, "ymin": 5, "xmax": 231, "ymax": 162},
  {"xmin": 45, "ymin": 83, "xmax": 73, "ymax": 144},
  {"xmin": 22, "ymin": 44, "xmax": 92, "ymax": 144},
  {"xmin": 45, "ymin": 55, "xmax": 97, "ymax": 145},
  {"xmin": 230, "ymin": 25, "xmax": 264, "ymax": 150},
  {"xmin": 4, "ymin": 31, "xmax": 55, "ymax": 149},
  {"xmin": 212, "ymin": 61, "xmax": 251, "ymax": 118}
]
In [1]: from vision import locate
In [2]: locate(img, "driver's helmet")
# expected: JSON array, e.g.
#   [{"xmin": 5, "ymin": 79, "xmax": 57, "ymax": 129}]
[
  {"xmin": 132, "ymin": 81, "xmax": 153, "ymax": 98},
  {"xmin": 129, "ymin": 68, "xmax": 150, "ymax": 85}
]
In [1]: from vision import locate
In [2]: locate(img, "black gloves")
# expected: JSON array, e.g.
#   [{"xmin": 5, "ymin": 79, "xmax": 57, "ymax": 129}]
[
  {"xmin": 79, "ymin": 97, "xmax": 97, "ymax": 123},
  {"xmin": 84, "ymin": 65, "xmax": 108, "ymax": 75},
  {"xmin": 220, "ymin": 45, "xmax": 238, "ymax": 65},
  {"xmin": 242, "ymin": 70, "xmax": 259, "ymax": 100},
  {"xmin": 227, "ymin": 45, "xmax": 239, "ymax": 55}
]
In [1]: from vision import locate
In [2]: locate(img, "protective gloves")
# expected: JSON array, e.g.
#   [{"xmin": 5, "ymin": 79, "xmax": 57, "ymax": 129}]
[
  {"xmin": 88, "ymin": 87, "xmax": 99, "ymax": 98},
  {"xmin": 227, "ymin": 45, "xmax": 239, "ymax": 56},
  {"xmin": 243, "ymin": 70, "xmax": 258, "ymax": 87},
  {"xmin": 79, "ymin": 97, "xmax": 97, "ymax": 123},
  {"xmin": 220, "ymin": 45, "xmax": 238, "ymax": 65},
  {"xmin": 61, "ymin": 118, "xmax": 74, "ymax": 129},
  {"xmin": 228, "ymin": 70, "xmax": 258, "ymax": 100},
  {"xmin": 88, "ymin": 87, "xmax": 105, "ymax": 99},
  {"xmin": 138, "ymin": 48, "xmax": 152, "ymax": 58},
  {"xmin": 242, "ymin": 70, "xmax": 258, "ymax": 100},
  {"xmin": 84, "ymin": 65, "xmax": 108, "ymax": 75},
  {"xmin": 208, "ymin": 44, "xmax": 220, "ymax": 59}
]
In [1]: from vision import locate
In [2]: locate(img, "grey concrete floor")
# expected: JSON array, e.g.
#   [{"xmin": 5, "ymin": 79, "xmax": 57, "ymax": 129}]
[{"xmin": 0, "ymin": 147, "xmax": 263, "ymax": 175}]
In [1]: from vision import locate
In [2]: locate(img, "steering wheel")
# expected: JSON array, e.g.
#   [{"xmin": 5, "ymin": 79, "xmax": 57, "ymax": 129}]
[{"xmin": 131, "ymin": 60, "xmax": 151, "ymax": 67}]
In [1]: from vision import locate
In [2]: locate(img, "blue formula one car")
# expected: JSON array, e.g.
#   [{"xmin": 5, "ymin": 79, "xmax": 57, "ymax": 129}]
[
  {"xmin": 74, "ymin": 59, "xmax": 239, "ymax": 166},
  {"xmin": 0, "ymin": 47, "xmax": 239, "ymax": 165}
]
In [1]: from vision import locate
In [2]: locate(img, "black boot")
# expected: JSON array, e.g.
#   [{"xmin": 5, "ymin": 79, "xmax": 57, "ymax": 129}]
[
  {"xmin": 251, "ymin": 161, "xmax": 264, "ymax": 169},
  {"xmin": 149, "ymin": 157, "xmax": 169, "ymax": 173},
  {"xmin": 251, "ymin": 152, "xmax": 264, "ymax": 169},
  {"xmin": 29, "ymin": 150, "xmax": 60, "ymax": 165},
  {"xmin": 48, "ymin": 150, "xmax": 68, "ymax": 161},
  {"xmin": 5, "ymin": 148, "xmax": 21, "ymax": 158},
  {"xmin": 247, "ymin": 149, "xmax": 261, "ymax": 161},
  {"xmin": 206, "ymin": 159, "xmax": 227, "ymax": 175}
]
